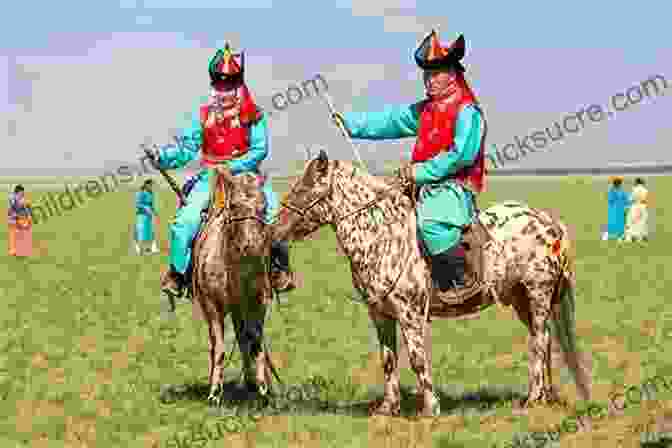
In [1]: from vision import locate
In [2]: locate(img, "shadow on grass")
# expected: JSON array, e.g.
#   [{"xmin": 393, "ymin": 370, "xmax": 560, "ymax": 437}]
[
  {"xmin": 641, "ymin": 438, "xmax": 672, "ymax": 448},
  {"xmin": 158, "ymin": 376, "xmax": 525, "ymax": 419},
  {"xmin": 157, "ymin": 374, "xmax": 372, "ymax": 417},
  {"xmin": 398, "ymin": 384, "xmax": 526, "ymax": 416}
]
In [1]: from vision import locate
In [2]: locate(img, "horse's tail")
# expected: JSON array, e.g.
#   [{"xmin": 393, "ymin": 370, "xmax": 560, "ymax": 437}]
[{"xmin": 550, "ymin": 270, "xmax": 592, "ymax": 402}]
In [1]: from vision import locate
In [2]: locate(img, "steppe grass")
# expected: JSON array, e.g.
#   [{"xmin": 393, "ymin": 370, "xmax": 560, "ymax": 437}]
[{"xmin": 0, "ymin": 175, "xmax": 670, "ymax": 447}]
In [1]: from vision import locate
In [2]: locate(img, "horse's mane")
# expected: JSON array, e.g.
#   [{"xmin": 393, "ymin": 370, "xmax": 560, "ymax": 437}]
[{"xmin": 334, "ymin": 160, "xmax": 399, "ymax": 192}]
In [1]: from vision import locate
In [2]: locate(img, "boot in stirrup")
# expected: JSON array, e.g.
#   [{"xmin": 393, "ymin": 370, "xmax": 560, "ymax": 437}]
[
  {"xmin": 161, "ymin": 265, "xmax": 187, "ymax": 298},
  {"xmin": 430, "ymin": 246, "xmax": 466, "ymax": 292},
  {"xmin": 270, "ymin": 240, "xmax": 296, "ymax": 293}
]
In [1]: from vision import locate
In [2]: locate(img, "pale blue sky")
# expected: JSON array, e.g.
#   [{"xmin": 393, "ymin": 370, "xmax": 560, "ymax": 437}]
[{"xmin": 2, "ymin": 1, "xmax": 670, "ymax": 175}]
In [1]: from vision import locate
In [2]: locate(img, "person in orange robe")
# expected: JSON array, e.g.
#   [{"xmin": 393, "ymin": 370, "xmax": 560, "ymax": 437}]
[{"xmin": 7, "ymin": 185, "xmax": 33, "ymax": 257}]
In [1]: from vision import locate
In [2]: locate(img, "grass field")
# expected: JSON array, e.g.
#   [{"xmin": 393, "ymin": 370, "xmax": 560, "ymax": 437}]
[{"xmin": 1, "ymin": 175, "xmax": 671, "ymax": 447}]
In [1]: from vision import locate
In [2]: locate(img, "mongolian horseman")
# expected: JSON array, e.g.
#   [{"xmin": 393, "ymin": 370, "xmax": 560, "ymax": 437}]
[
  {"xmin": 149, "ymin": 43, "xmax": 297, "ymax": 303},
  {"xmin": 332, "ymin": 30, "xmax": 487, "ymax": 292}
]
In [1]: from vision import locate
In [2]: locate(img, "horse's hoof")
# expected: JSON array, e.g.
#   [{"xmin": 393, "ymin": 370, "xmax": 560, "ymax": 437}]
[
  {"xmin": 243, "ymin": 381, "xmax": 270, "ymax": 403},
  {"xmin": 368, "ymin": 399, "xmax": 400, "ymax": 417},
  {"xmin": 416, "ymin": 393, "xmax": 441, "ymax": 417},
  {"xmin": 429, "ymin": 393, "xmax": 441, "ymax": 417},
  {"xmin": 207, "ymin": 384, "xmax": 223, "ymax": 407},
  {"xmin": 545, "ymin": 387, "xmax": 568, "ymax": 408},
  {"xmin": 516, "ymin": 394, "xmax": 544, "ymax": 410},
  {"xmin": 517, "ymin": 389, "xmax": 566, "ymax": 410}
]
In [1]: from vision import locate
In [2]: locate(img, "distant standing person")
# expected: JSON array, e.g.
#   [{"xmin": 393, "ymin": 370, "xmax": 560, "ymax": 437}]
[
  {"xmin": 135, "ymin": 179, "xmax": 159, "ymax": 254},
  {"xmin": 623, "ymin": 177, "xmax": 649, "ymax": 242},
  {"xmin": 606, "ymin": 176, "xmax": 630, "ymax": 240},
  {"xmin": 7, "ymin": 184, "xmax": 33, "ymax": 257}
]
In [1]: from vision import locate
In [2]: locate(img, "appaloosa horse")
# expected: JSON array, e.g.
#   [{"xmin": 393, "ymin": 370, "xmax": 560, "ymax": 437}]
[
  {"xmin": 272, "ymin": 150, "xmax": 591, "ymax": 417},
  {"xmin": 191, "ymin": 166, "xmax": 276, "ymax": 404}
]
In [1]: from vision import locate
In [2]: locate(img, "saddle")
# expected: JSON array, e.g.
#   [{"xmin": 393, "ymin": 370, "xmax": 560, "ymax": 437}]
[{"xmin": 428, "ymin": 217, "xmax": 492, "ymax": 306}]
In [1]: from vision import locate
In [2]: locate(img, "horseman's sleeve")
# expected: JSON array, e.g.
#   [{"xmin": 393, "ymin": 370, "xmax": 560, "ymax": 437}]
[
  {"xmin": 155, "ymin": 111, "xmax": 203, "ymax": 170},
  {"xmin": 413, "ymin": 105, "xmax": 483, "ymax": 186},
  {"xmin": 342, "ymin": 104, "xmax": 420, "ymax": 140},
  {"xmin": 226, "ymin": 113, "xmax": 269, "ymax": 175}
]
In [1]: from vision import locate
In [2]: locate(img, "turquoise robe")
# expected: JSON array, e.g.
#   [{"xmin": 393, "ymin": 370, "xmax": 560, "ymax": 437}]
[
  {"xmin": 607, "ymin": 186, "xmax": 631, "ymax": 240},
  {"xmin": 156, "ymin": 111, "xmax": 279, "ymax": 274},
  {"xmin": 135, "ymin": 190, "xmax": 157, "ymax": 242},
  {"xmin": 342, "ymin": 103, "xmax": 483, "ymax": 255}
]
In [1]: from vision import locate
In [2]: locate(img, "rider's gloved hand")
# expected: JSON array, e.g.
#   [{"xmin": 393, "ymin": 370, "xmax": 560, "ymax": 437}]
[
  {"xmin": 143, "ymin": 144, "xmax": 163, "ymax": 170},
  {"xmin": 395, "ymin": 161, "xmax": 416, "ymax": 199}
]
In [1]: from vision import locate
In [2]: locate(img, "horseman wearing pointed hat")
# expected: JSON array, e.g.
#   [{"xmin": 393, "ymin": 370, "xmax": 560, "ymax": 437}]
[
  {"xmin": 332, "ymin": 30, "xmax": 487, "ymax": 291},
  {"xmin": 150, "ymin": 43, "xmax": 297, "ymax": 299}
]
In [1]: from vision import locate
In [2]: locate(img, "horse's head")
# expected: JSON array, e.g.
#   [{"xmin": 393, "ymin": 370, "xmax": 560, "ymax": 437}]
[
  {"xmin": 272, "ymin": 149, "xmax": 335, "ymax": 242},
  {"xmin": 213, "ymin": 165, "xmax": 268, "ymax": 255}
]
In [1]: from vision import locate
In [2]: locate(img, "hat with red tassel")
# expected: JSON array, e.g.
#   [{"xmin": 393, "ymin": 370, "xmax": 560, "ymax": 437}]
[
  {"xmin": 414, "ymin": 29, "xmax": 466, "ymax": 72},
  {"xmin": 208, "ymin": 43, "xmax": 244, "ymax": 84}
]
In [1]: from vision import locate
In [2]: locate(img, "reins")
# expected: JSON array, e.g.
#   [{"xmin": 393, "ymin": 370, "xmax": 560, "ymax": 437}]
[{"xmin": 280, "ymin": 162, "xmax": 403, "ymax": 226}]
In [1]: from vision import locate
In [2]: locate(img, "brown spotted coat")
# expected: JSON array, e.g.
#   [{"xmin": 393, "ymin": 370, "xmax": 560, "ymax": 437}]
[
  {"xmin": 192, "ymin": 167, "xmax": 274, "ymax": 402},
  {"xmin": 272, "ymin": 153, "xmax": 591, "ymax": 417}
]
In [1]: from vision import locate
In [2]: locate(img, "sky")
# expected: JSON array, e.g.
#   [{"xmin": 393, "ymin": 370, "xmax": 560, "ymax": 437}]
[{"xmin": 1, "ymin": 0, "xmax": 670, "ymax": 176}]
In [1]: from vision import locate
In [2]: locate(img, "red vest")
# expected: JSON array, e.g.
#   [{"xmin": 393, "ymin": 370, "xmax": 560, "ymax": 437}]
[
  {"xmin": 411, "ymin": 77, "xmax": 486, "ymax": 193},
  {"xmin": 199, "ymin": 84, "xmax": 261, "ymax": 167},
  {"xmin": 199, "ymin": 105, "xmax": 251, "ymax": 166}
]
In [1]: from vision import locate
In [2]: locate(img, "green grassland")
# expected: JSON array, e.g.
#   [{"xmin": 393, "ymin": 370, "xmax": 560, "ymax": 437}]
[{"xmin": 1, "ymin": 176, "xmax": 671, "ymax": 447}]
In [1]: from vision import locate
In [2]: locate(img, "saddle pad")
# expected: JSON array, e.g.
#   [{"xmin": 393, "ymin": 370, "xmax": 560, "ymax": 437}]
[
  {"xmin": 214, "ymin": 178, "xmax": 226, "ymax": 210},
  {"xmin": 208, "ymin": 169, "xmax": 227, "ymax": 211}
]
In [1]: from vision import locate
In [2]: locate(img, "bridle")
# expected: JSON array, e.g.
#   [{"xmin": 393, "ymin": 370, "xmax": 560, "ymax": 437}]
[
  {"xmin": 277, "ymin": 161, "xmax": 337, "ymax": 230},
  {"xmin": 278, "ymin": 160, "xmax": 413, "ymax": 309},
  {"xmin": 278, "ymin": 161, "xmax": 402, "ymax": 231}
]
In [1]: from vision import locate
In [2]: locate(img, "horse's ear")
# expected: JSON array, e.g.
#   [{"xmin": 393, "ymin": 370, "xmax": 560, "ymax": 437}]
[{"xmin": 315, "ymin": 149, "xmax": 329, "ymax": 174}]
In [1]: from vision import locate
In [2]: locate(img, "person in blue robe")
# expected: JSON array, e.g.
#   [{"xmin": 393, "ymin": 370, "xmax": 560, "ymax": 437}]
[
  {"xmin": 135, "ymin": 179, "xmax": 159, "ymax": 254},
  {"xmin": 607, "ymin": 176, "xmax": 631, "ymax": 240}
]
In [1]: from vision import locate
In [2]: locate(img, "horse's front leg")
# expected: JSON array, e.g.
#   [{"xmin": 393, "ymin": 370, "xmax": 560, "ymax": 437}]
[
  {"xmin": 232, "ymin": 300, "xmax": 270, "ymax": 398},
  {"xmin": 399, "ymin": 321, "xmax": 433, "ymax": 401},
  {"xmin": 203, "ymin": 299, "xmax": 229, "ymax": 405},
  {"xmin": 398, "ymin": 299, "xmax": 440, "ymax": 417},
  {"xmin": 369, "ymin": 308, "xmax": 401, "ymax": 416}
]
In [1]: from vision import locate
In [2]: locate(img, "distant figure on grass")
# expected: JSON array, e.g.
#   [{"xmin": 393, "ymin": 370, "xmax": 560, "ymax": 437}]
[
  {"xmin": 623, "ymin": 177, "xmax": 649, "ymax": 242},
  {"xmin": 134, "ymin": 179, "xmax": 159, "ymax": 254},
  {"xmin": 605, "ymin": 176, "xmax": 630, "ymax": 240},
  {"xmin": 7, "ymin": 184, "xmax": 33, "ymax": 257}
]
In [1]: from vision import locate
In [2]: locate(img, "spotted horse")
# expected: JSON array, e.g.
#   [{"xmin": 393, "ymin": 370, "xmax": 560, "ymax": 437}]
[
  {"xmin": 272, "ymin": 150, "xmax": 592, "ymax": 417},
  {"xmin": 190, "ymin": 165, "xmax": 280, "ymax": 404}
]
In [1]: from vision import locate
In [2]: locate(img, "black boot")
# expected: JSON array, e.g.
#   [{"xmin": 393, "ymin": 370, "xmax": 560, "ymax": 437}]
[
  {"xmin": 161, "ymin": 264, "xmax": 187, "ymax": 297},
  {"xmin": 270, "ymin": 240, "xmax": 290, "ymax": 273},
  {"xmin": 239, "ymin": 320, "xmax": 264, "ymax": 396},
  {"xmin": 270, "ymin": 240, "xmax": 296, "ymax": 293},
  {"xmin": 430, "ymin": 246, "xmax": 465, "ymax": 292}
]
